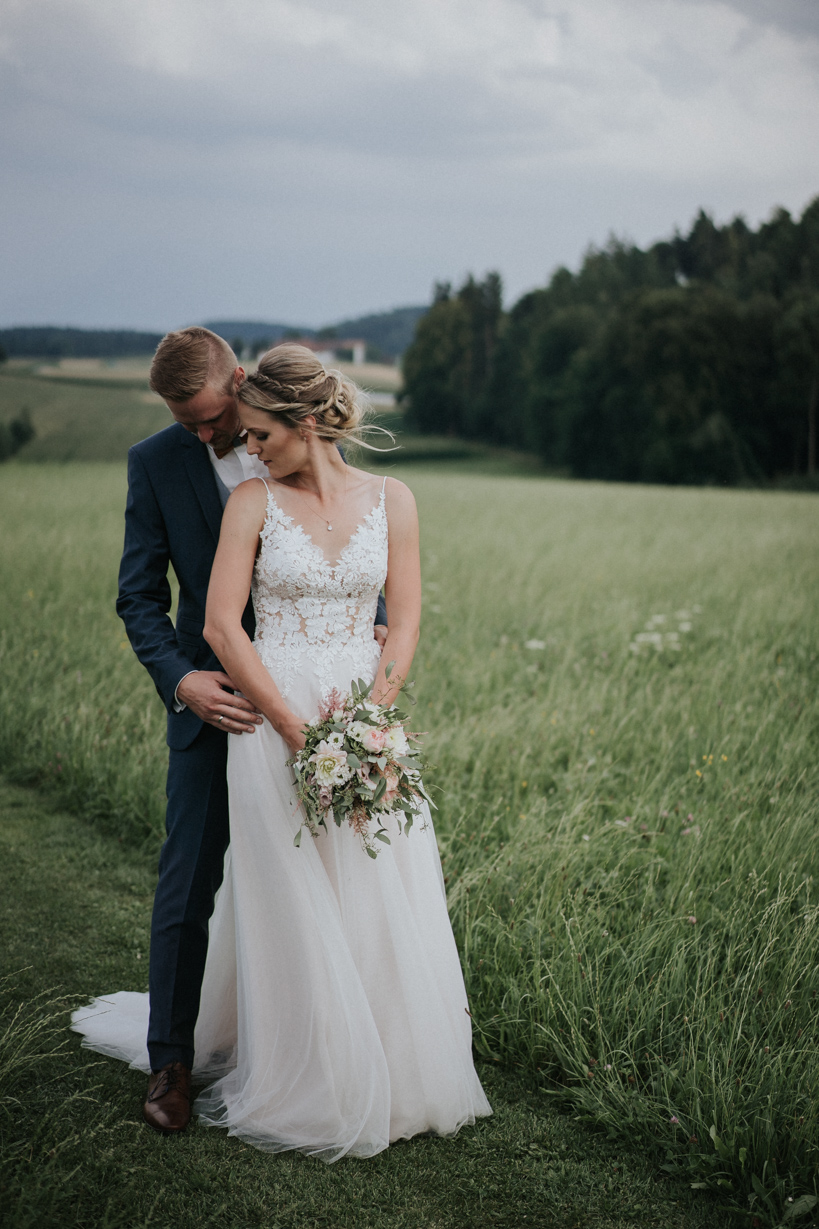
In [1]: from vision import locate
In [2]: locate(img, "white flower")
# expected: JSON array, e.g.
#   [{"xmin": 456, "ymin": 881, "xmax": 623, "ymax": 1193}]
[
  {"xmin": 383, "ymin": 725, "xmax": 409, "ymax": 755},
  {"xmin": 324, "ymin": 731, "xmax": 345, "ymax": 750},
  {"xmin": 347, "ymin": 721, "xmax": 373, "ymax": 745},
  {"xmin": 332, "ymin": 709, "xmax": 345, "ymax": 723},
  {"xmin": 309, "ymin": 741, "xmax": 352, "ymax": 786}
]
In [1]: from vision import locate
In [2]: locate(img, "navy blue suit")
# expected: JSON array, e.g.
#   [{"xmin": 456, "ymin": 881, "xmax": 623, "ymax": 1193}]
[{"xmin": 118, "ymin": 422, "xmax": 386, "ymax": 1070}]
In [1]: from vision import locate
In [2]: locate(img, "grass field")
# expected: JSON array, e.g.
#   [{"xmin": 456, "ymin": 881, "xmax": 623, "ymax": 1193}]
[
  {"xmin": 0, "ymin": 778, "xmax": 726, "ymax": 1229},
  {"xmin": 1, "ymin": 461, "xmax": 817, "ymax": 1226}
]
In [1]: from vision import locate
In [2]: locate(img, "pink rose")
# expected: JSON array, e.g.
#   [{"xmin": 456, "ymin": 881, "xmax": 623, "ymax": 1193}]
[
  {"xmin": 318, "ymin": 786, "xmax": 333, "ymax": 809},
  {"xmin": 361, "ymin": 727, "xmax": 387, "ymax": 753}
]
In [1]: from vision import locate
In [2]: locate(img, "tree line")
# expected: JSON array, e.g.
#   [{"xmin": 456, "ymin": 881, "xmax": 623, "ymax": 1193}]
[
  {"xmin": 401, "ymin": 199, "xmax": 819, "ymax": 485},
  {"xmin": 0, "ymin": 328, "xmax": 165, "ymax": 359}
]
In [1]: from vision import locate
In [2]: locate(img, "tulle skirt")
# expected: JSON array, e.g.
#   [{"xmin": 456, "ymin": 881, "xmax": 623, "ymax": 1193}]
[{"xmin": 72, "ymin": 645, "xmax": 491, "ymax": 1160}]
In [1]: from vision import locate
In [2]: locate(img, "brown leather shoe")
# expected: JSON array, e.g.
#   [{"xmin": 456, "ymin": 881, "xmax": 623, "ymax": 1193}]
[{"xmin": 143, "ymin": 1062, "xmax": 192, "ymax": 1134}]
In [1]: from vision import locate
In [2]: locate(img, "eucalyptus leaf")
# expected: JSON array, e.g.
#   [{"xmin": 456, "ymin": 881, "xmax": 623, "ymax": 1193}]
[
  {"xmin": 374, "ymin": 831, "xmax": 391, "ymax": 844},
  {"xmin": 373, "ymin": 776, "xmax": 388, "ymax": 803},
  {"xmin": 293, "ymin": 829, "xmax": 301, "ymax": 847},
  {"xmin": 346, "ymin": 752, "xmax": 362, "ymax": 769}
]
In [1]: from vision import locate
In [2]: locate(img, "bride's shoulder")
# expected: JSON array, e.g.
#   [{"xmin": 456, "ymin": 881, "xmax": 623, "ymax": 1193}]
[
  {"xmin": 381, "ymin": 476, "xmax": 417, "ymax": 526},
  {"xmin": 224, "ymin": 476, "xmax": 270, "ymax": 523}
]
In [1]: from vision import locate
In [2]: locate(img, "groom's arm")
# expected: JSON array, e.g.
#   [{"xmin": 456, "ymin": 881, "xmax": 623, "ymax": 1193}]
[{"xmin": 116, "ymin": 447, "xmax": 197, "ymax": 713}]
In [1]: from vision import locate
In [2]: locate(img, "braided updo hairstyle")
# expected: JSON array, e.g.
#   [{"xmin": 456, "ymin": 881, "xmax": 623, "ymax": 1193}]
[{"xmin": 238, "ymin": 344, "xmax": 369, "ymax": 444}]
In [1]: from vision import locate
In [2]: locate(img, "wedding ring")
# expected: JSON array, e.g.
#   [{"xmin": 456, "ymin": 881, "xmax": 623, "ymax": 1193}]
[{"xmin": 218, "ymin": 715, "xmax": 224, "ymax": 723}]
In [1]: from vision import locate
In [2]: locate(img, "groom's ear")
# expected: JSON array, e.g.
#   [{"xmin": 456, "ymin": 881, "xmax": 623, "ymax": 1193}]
[{"xmin": 232, "ymin": 366, "xmax": 245, "ymax": 391}]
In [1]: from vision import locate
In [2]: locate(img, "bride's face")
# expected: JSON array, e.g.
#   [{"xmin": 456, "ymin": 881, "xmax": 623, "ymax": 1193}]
[{"xmin": 240, "ymin": 405, "xmax": 309, "ymax": 476}]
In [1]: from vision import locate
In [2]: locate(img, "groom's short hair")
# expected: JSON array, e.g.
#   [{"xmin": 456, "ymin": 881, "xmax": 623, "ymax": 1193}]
[{"xmin": 149, "ymin": 327, "xmax": 237, "ymax": 403}]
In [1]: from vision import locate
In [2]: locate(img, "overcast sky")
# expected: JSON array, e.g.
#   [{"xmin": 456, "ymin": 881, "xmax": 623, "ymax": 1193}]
[{"xmin": 1, "ymin": 0, "xmax": 818, "ymax": 330}]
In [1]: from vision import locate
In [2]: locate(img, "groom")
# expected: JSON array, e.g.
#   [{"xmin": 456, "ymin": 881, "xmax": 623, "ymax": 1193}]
[{"xmin": 119, "ymin": 326, "xmax": 386, "ymax": 1133}]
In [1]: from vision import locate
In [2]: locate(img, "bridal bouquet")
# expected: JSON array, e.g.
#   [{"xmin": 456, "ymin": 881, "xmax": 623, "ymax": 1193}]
[{"xmin": 289, "ymin": 665, "xmax": 433, "ymax": 858}]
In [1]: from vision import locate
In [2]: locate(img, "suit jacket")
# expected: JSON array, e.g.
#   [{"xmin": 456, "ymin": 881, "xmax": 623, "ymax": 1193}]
[{"xmin": 117, "ymin": 422, "xmax": 387, "ymax": 751}]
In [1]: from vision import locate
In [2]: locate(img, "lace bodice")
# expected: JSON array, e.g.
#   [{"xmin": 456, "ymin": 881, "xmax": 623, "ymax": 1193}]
[{"xmin": 252, "ymin": 477, "xmax": 388, "ymax": 700}]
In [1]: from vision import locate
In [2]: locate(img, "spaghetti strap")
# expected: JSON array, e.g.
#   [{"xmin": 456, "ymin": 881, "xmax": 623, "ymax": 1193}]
[{"xmin": 380, "ymin": 475, "xmax": 387, "ymax": 496}]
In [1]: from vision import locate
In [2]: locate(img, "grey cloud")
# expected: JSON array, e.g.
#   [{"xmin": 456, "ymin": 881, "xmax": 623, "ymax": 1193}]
[
  {"xmin": 0, "ymin": 0, "xmax": 817, "ymax": 329},
  {"xmin": 678, "ymin": 0, "xmax": 819, "ymax": 38}
]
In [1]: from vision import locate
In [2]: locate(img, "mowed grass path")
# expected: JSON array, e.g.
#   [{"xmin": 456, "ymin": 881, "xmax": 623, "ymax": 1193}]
[{"xmin": 0, "ymin": 463, "xmax": 817, "ymax": 1224}]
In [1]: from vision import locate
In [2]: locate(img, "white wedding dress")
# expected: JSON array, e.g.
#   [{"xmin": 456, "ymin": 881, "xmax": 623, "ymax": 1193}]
[{"xmin": 72, "ymin": 476, "xmax": 491, "ymax": 1160}]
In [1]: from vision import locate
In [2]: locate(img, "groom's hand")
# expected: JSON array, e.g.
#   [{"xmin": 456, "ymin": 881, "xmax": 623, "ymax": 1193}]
[
  {"xmin": 176, "ymin": 671, "xmax": 263, "ymax": 733},
  {"xmin": 374, "ymin": 625, "xmax": 388, "ymax": 650}
]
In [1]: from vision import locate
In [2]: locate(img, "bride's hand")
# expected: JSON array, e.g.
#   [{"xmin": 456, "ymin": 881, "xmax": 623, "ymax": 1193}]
[{"xmin": 279, "ymin": 714, "xmax": 307, "ymax": 754}]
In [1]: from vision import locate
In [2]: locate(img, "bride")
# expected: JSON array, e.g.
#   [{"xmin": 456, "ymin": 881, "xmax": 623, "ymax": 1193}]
[{"xmin": 73, "ymin": 345, "xmax": 491, "ymax": 1160}]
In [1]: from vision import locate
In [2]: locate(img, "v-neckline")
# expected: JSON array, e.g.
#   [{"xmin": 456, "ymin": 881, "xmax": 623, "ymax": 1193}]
[{"xmin": 262, "ymin": 481, "xmax": 384, "ymax": 571}]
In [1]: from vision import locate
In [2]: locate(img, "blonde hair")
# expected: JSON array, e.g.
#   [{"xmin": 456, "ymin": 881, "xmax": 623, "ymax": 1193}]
[
  {"xmin": 239, "ymin": 344, "xmax": 369, "ymax": 443},
  {"xmin": 149, "ymin": 327, "xmax": 237, "ymax": 402}
]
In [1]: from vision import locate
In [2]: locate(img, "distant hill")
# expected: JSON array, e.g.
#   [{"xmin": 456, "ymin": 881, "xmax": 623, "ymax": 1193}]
[
  {"xmin": 202, "ymin": 320, "xmax": 309, "ymax": 346},
  {"xmin": 0, "ymin": 305, "xmax": 428, "ymax": 362},
  {"xmin": 0, "ymin": 326, "xmax": 163, "ymax": 359},
  {"xmin": 329, "ymin": 306, "xmax": 427, "ymax": 358},
  {"xmin": 205, "ymin": 305, "xmax": 427, "ymax": 359}
]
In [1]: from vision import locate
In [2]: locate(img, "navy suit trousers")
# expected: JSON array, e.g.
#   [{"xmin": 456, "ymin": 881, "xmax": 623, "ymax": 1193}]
[{"xmin": 147, "ymin": 722, "xmax": 230, "ymax": 1071}]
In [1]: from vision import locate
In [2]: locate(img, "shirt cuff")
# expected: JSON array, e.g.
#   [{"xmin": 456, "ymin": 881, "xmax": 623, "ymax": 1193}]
[{"xmin": 173, "ymin": 670, "xmax": 199, "ymax": 713}]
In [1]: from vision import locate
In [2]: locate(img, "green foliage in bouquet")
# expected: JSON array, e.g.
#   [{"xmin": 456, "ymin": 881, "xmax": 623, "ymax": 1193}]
[{"xmin": 289, "ymin": 663, "xmax": 435, "ymax": 858}]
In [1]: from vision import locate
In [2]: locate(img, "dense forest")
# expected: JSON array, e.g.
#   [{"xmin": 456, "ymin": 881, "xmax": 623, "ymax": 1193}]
[{"xmin": 401, "ymin": 199, "xmax": 819, "ymax": 484}]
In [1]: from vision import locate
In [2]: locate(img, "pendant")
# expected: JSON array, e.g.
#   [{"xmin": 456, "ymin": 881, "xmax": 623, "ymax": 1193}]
[{"xmin": 327, "ymin": 524, "xmax": 332, "ymax": 531}]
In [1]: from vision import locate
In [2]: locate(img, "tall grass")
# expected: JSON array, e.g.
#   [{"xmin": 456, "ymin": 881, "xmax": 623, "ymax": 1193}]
[
  {"xmin": 1, "ymin": 463, "xmax": 817, "ymax": 1221},
  {"xmin": 0, "ymin": 465, "xmax": 167, "ymax": 840},
  {"xmin": 0, "ymin": 976, "xmax": 137, "ymax": 1229}
]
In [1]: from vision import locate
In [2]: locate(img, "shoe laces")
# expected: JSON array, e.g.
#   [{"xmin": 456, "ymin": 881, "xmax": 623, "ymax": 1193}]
[{"xmin": 149, "ymin": 1064, "xmax": 188, "ymax": 1102}]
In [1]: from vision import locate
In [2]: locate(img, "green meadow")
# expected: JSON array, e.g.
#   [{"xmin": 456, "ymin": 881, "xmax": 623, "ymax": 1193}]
[{"xmin": 0, "ymin": 387, "xmax": 817, "ymax": 1225}]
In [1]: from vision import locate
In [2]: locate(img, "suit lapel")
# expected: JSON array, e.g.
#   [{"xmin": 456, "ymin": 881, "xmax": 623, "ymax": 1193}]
[{"xmin": 181, "ymin": 434, "xmax": 223, "ymax": 545}]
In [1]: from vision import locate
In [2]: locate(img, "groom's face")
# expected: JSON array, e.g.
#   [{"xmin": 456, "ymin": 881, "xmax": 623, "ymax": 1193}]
[{"xmin": 165, "ymin": 369, "xmax": 244, "ymax": 459}]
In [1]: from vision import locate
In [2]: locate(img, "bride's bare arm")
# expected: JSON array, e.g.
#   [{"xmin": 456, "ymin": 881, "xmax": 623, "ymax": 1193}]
[
  {"xmin": 204, "ymin": 481, "xmax": 306, "ymax": 751},
  {"xmin": 370, "ymin": 478, "xmax": 422, "ymax": 707}
]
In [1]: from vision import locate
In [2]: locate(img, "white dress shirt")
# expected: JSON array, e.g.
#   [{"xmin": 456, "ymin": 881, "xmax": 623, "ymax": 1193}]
[
  {"xmin": 208, "ymin": 438, "xmax": 269, "ymax": 504},
  {"xmin": 174, "ymin": 439, "xmax": 269, "ymax": 710}
]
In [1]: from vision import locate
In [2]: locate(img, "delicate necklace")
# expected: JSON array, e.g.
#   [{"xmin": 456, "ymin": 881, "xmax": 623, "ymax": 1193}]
[{"xmin": 294, "ymin": 468, "xmax": 348, "ymax": 532}]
